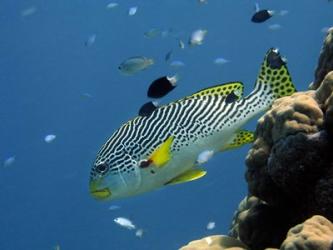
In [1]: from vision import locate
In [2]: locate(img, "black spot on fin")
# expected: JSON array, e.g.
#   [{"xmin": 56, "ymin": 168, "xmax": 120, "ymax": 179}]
[
  {"xmin": 138, "ymin": 101, "xmax": 158, "ymax": 117},
  {"xmin": 147, "ymin": 76, "xmax": 177, "ymax": 98},
  {"xmin": 266, "ymin": 48, "xmax": 286, "ymax": 69},
  {"xmin": 225, "ymin": 91, "xmax": 239, "ymax": 104}
]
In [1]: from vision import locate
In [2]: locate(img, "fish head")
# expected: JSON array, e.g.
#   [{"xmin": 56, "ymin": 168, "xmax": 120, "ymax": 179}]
[{"xmin": 89, "ymin": 143, "xmax": 142, "ymax": 200}]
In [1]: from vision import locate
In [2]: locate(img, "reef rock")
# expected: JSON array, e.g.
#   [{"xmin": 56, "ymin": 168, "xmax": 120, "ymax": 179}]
[
  {"xmin": 229, "ymin": 196, "xmax": 291, "ymax": 250},
  {"xmin": 311, "ymin": 28, "xmax": 333, "ymax": 90},
  {"xmin": 179, "ymin": 235, "xmax": 248, "ymax": 250},
  {"xmin": 280, "ymin": 215, "xmax": 333, "ymax": 250}
]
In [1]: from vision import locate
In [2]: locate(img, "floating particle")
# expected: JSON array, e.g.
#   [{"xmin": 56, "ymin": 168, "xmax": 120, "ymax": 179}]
[
  {"xmin": 206, "ymin": 221, "xmax": 216, "ymax": 230},
  {"xmin": 214, "ymin": 57, "xmax": 229, "ymax": 65},
  {"xmin": 189, "ymin": 29, "xmax": 207, "ymax": 47},
  {"xmin": 114, "ymin": 217, "xmax": 136, "ymax": 230},
  {"xmin": 196, "ymin": 150, "xmax": 214, "ymax": 165},
  {"xmin": 128, "ymin": 6, "xmax": 138, "ymax": 16},
  {"xmin": 44, "ymin": 134, "xmax": 56, "ymax": 143},
  {"xmin": 106, "ymin": 2, "xmax": 119, "ymax": 9},
  {"xmin": 108, "ymin": 205, "xmax": 121, "ymax": 210},
  {"xmin": 54, "ymin": 245, "xmax": 61, "ymax": 250},
  {"xmin": 81, "ymin": 93, "xmax": 93, "ymax": 98},
  {"xmin": 279, "ymin": 10, "xmax": 289, "ymax": 16},
  {"xmin": 85, "ymin": 34, "xmax": 96, "ymax": 47},
  {"xmin": 118, "ymin": 56, "xmax": 154, "ymax": 75},
  {"xmin": 169, "ymin": 60, "xmax": 185, "ymax": 68},
  {"xmin": 268, "ymin": 24, "xmax": 282, "ymax": 31},
  {"xmin": 135, "ymin": 229, "xmax": 144, "ymax": 238},
  {"xmin": 198, "ymin": 0, "xmax": 208, "ymax": 4},
  {"xmin": 21, "ymin": 6, "xmax": 37, "ymax": 17},
  {"xmin": 3, "ymin": 156, "xmax": 15, "ymax": 167}
]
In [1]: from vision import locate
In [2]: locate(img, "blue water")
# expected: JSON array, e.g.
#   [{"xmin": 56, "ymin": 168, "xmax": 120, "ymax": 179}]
[{"xmin": 0, "ymin": 1, "xmax": 331, "ymax": 249}]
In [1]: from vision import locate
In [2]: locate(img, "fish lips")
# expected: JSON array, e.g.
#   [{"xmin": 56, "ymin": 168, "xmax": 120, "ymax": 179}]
[{"xmin": 89, "ymin": 181, "xmax": 112, "ymax": 200}]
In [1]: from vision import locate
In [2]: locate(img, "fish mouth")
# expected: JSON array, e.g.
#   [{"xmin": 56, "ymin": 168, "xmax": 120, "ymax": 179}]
[{"xmin": 89, "ymin": 182, "xmax": 112, "ymax": 200}]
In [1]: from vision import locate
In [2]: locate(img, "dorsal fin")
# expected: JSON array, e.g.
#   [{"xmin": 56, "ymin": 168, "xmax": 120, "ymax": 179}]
[
  {"xmin": 183, "ymin": 81, "xmax": 244, "ymax": 101},
  {"xmin": 254, "ymin": 48, "xmax": 296, "ymax": 99}
]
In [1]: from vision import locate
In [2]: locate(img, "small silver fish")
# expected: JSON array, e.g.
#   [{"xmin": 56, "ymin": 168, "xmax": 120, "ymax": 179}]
[
  {"xmin": 189, "ymin": 29, "xmax": 207, "ymax": 47},
  {"xmin": 44, "ymin": 134, "xmax": 56, "ymax": 143},
  {"xmin": 178, "ymin": 39, "xmax": 185, "ymax": 49},
  {"xmin": 108, "ymin": 205, "xmax": 121, "ymax": 210},
  {"xmin": 214, "ymin": 57, "xmax": 229, "ymax": 65},
  {"xmin": 196, "ymin": 150, "xmax": 214, "ymax": 165},
  {"xmin": 206, "ymin": 221, "xmax": 216, "ymax": 230},
  {"xmin": 128, "ymin": 6, "xmax": 138, "ymax": 16},
  {"xmin": 144, "ymin": 28, "xmax": 161, "ymax": 39},
  {"xmin": 114, "ymin": 217, "xmax": 136, "ymax": 230},
  {"xmin": 106, "ymin": 2, "xmax": 119, "ymax": 9},
  {"xmin": 118, "ymin": 56, "xmax": 154, "ymax": 75},
  {"xmin": 135, "ymin": 229, "xmax": 144, "ymax": 238}
]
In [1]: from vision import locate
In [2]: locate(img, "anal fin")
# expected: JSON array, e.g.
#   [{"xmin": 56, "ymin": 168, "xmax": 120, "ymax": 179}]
[
  {"xmin": 223, "ymin": 130, "xmax": 255, "ymax": 151},
  {"xmin": 165, "ymin": 169, "xmax": 206, "ymax": 185}
]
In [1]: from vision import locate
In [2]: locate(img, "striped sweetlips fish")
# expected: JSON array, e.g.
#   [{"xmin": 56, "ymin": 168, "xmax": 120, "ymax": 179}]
[{"xmin": 89, "ymin": 48, "xmax": 296, "ymax": 200}]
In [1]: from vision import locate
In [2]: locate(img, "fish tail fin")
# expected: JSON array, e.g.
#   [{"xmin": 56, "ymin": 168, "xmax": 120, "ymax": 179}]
[{"xmin": 253, "ymin": 48, "xmax": 296, "ymax": 103}]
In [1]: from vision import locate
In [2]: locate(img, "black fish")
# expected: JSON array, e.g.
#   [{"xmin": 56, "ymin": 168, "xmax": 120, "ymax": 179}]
[
  {"xmin": 251, "ymin": 10, "xmax": 273, "ymax": 23},
  {"xmin": 147, "ymin": 75, "xmax": 178, "ymax": 98},
  {"xmin": 138, "ymin": 101, "xmax": 159, "ymax": 117}
]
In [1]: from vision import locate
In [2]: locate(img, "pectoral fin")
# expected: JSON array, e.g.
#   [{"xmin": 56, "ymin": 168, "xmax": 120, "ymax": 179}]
[
  {"xmin": 165, "ymin": 169, "xmax": 207, "ymax": 185},
  {"xmin": 149, "ymin": 136, "xmax": 174, "ymax": 168},
  {"xmin": 223, "ymin": 130, "xmax": 255, "ymax": 151}
]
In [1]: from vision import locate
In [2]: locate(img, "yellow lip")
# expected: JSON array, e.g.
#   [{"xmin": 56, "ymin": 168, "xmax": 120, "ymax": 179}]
[{"xmin": 90, "ymin": 182, "xmax": 112, "ymax": 200}]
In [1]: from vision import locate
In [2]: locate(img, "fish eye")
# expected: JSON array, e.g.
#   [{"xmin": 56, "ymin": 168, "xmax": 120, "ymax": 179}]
[{"xmin": 95, "ymin": 163, "xmax": 109, "ymax": 173}]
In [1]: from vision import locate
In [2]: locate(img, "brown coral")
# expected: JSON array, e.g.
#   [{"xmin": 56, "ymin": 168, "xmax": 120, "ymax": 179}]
[
  {"xmin": 311, "ymin": 28, "xmax": 333, "ymax": 90},
  {"xmin": 245, "ymin": 91, "xmax": 331, "ymax": 209},
  {"xmin": 280, "ymin": 215, "xmax": 333, "ymax": 250},
  {"xmin": 315, "ymin": 71, "xmax": 333, "ymax": 136},
  {"xmin": 229, "ymin": 196, "xmax": 291, "ymax": 250},
  {"xmin": 179, "ymin": 235, "xmax": 248, "ymax": 250}
]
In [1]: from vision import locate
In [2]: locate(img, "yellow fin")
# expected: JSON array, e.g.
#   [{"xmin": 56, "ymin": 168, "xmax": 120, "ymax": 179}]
[
  {"xmin": 149, "ymin": 136, "xmax": 174, "ymax": 167},
  {"xmin": 223, "ymin": 130, "xmax": 255, "ymax": 151},
  {"xmin": 183, "ymin": 82, "xmax": 244, "ymax": 100},
  {"xmin": 165, "ymin": 169, "xmax": 207, "ymax": 185}
]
